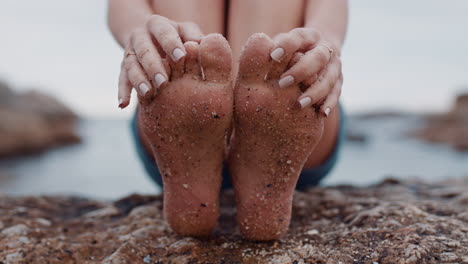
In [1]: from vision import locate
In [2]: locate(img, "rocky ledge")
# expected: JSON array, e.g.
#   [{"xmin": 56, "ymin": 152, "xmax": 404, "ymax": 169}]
[
  {"xmin": 0, "ymin": 178, "xmax": 467, "ymax": 264},
  {"xmin": 410, "ymin": 93, "xmax": 468, "ymax": 152},
  {"xmin": 0, "ymin": 81, "xmax": 80, "ymax": 158}
]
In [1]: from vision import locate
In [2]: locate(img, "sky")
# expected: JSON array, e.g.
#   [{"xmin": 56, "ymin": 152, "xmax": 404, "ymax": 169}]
[{"xmin": 0, "ymin": 0, "xmax": 467, "ymax": 118}]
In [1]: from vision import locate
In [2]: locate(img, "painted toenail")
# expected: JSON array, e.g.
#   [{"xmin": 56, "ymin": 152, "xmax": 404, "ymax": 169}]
[
  {"xmin": 279, "ymin": 75, "xmax": 295, "ymax": 88},
  {"xmin": 324, "ymin": 107, "xmax": 331, "ymax": 117},
  {"xmin": 271, "ymin": 48, "xmax": 285, "ymax": 62},
  {"xmin": 138, "ymin": 83, "xmax": 150, "ymax": 96},
  {"xmin": 154, "ymin": 73, "xmax": 166, "ymax": 88},
  {"xmin": 299, "ymin": 97, "xmax": 312, "ymax": 108},
  {"xmin": 172, "ymin": 48, "xmax": 185, "ymax": 62},
  {"xmin": 118, "ymin": 98, "xmax": 123, "ymax": 108}
]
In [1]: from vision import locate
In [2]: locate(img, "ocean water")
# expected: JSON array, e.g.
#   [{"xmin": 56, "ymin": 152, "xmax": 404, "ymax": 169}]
[{"xmin": 0, "ymin": 117, "xmax": 467, "ymax": 199}]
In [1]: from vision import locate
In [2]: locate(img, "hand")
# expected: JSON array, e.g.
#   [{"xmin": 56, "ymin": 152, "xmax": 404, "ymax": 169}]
[
  {"xmin": 118, "ymin": 15, "xmax": 204, "ymax": 108},
  {"xmin": 270, "ymin": 28, "xmax": 343, "ymax": 116}
]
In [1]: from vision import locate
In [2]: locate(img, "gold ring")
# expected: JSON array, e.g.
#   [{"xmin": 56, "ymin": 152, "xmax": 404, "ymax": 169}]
[{"xmin": 317, "ymin": 44, "xmax": 334, "ymax": 55}]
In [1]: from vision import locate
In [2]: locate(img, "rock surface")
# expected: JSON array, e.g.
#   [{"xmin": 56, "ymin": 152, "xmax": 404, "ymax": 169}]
[
  {"xmin": 0, "ymin": 81, "xmax": 80, "ymax": 158},
  {"xmin": 0, "ymin": 178, "xmax": 467, "ymax": 264},
  {"xmin": 410, "ymin": 93, "xmax": 468, "ymax": 152}
]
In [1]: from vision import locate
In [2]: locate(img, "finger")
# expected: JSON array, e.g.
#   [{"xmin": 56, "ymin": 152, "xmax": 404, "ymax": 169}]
[
  {"xmin": 297, "ymin": 58, "xmax": 341, "ymax": 108},
  {"xmin": 269, "ymin": 39, "xmax": 305, "ymax": 80},
  {"xmin": 270, "ymin": 28, "xmax": 320, "ymax": 62},
  {"xmin": 321, "ymin": 77, "xmax": 342, "ymax": 117},
  {"xmin": 124, "ymin": 50, "xmax": 152, "ymax": 98},
  {"xmin": 147, "ymin": 15, "xmax": 186, "ymax": 62},
  {"xmin": 131, "ymin": 29, "xmax": 168, "ymax": 91},
  {"xmin": 287, "ymin": 52, "xmax": 316, "ymax": 91},
  {"xmin": 302, "ymin": 73, "xmax": 319, "ymax": 88},
  {"xmin": 278, "ymin": 45, "xmax": 332, "ymax": 88},
  {"xmin": 287, "ymin": 52, "xmax": 317, "ymax": 88},
  {"xmin": 287, "ymin": 52, "xmax": 304, "ymax": 69},
  {"xmin": 178, "ymin": 22, "xmax": 204, "ymax": 43},
  {"xmin": 118, "ymin": 62, "xmax": 132, "ymax": 108}
]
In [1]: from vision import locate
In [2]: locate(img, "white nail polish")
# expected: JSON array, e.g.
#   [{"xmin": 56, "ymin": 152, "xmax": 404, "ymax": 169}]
[
  {"xmin": 118, "ymin": 98, "xmax": 123, "ymax": 106},
  {"xmin": 278, "ymin": 75, "xmax": 294, "ymax": 88},
  {"xmin": 324, "ymin": 107, "xmax": 331, "ymax": 116},
  {"xmin": 172, "ymin": 48, "xmax": 185, "ymax": 62},
  {"xmin": 138, "ymin": 83, "xmax": 150, "ymax": 95},
  {"xmin": 271, "ymin": 48, "xmax": 285, "ymax": 62},
  {"xmin": 154, "ymin": 73, "xmax": 166, "ymax": 88},
  {"xmin": 299, "ymin": 97, "xmax": 312, "ymax": 108}
]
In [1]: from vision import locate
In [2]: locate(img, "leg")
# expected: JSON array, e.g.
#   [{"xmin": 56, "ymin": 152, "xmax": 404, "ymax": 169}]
[
  {"xmin": 226, "ymin": 1, "xmax": 341, "ymax": 240},
  {"xmin": 227, "ymin": 0, "xmax": 340, "ymax": 169},
  {"xmin": 150, "ymin": 0, "xmax": 224, "ymax": 35},
  {"xmin": 227, "ymin": 0, "xmax": 304, "ymax": 63},
  {"xmin": 138, "ymin": 35, "xmax": 233, "ymax": 236}
]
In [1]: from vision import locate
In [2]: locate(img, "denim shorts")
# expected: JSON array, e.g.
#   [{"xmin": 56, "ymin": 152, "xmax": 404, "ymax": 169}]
[{"xmin": 131, "ymin": 105, "xmax": 345, "ymax": 190}]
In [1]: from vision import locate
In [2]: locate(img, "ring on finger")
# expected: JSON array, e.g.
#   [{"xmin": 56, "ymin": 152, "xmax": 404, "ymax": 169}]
[{"xmin": 316, "ymin": 44, "xmax": 334, "ymax": 56}]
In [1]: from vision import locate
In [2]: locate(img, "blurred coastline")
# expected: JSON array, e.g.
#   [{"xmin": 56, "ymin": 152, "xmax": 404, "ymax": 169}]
[
  {"xmin": 0, "ymin": 82, "xmax": 467, "ymax": 199},
  {"xmin": 0, "ymin": 81, "xmax": 80, "ymax": 158},
  {"xmin": 409, "ymin": 93, "xmax": 468, "ymax": 152},
  {"xmin": 0, "ymin": 0, "xmax": 467, "ymax": 198}
]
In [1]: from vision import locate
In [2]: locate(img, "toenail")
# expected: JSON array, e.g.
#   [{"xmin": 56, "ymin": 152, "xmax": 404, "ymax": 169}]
[
  {"xmin": 279, "ymin": 75, "xmax": 294, "ymax": 88},
  {"xmin": 172, "ymin": 48, "xmax": 186, "ymax": 62},
  {"xmin": 118, "ymin": 98, "xmax": 123, "ymax": 108},
  {"xmin": 271, "ymin": 48, "xmax": 285, "ymax": 62},
  {"xmin": 138, "ymin": 83, "xmax": 150, "ymax": 96},
  {"xmin": 299, "ymin": 97, "xmax": 312, "ymax": 108},
  {"xmin": 154, "ymin": 73, "xmax": 167, "ymax": 88},
  {"xmin": 324, "ymin": 107, "xmax": 331, "ymax": 117}
]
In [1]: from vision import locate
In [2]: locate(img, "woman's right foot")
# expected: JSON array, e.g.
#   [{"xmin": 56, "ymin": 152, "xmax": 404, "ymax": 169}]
[
  {"xmin": 229, "ymin": 33, "xmax": 324, "ymax": 241},
  {"xmin": 138, "ymin": 34, "xmax": 233, "ymax": 236}
]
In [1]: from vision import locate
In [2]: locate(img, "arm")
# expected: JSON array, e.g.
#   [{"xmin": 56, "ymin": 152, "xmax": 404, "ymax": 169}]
[
  {"xmin": 107, "ymin": 0, "xmax": 154, "ymax": 48},
  {"xmin": 107, "ymin": 0, "xmax": 204, "ymax": 108},
  {"xmin": 304, "ymin": 0, "xmax": 348, "ymax": 53},
  {"xmin": 270, "ymin": 0, "xmax": 349, "ymax": 115}
]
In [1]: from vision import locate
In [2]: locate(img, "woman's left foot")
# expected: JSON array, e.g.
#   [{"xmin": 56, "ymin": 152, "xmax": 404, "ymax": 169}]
[{"xmin": 229, "ymin": 33, "xmax": 324, "ymax": 241}]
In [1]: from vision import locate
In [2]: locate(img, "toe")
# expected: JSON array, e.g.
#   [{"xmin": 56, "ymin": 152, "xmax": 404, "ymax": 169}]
[
  {"xmin": 238, "ymin": 33, "xmax": 274, "ymax": 82},
  {"xmin": 183, "ymin": 41, "xmax": 201, "ymax": 77},
  {"xmin": 199, "ymin": 33, "xmax": 232, "ymax": 83}
]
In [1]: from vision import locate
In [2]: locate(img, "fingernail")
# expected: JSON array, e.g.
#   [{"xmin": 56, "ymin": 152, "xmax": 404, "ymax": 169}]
[
  {"xmin": 172, "ymin": 48, "xmax": 185, "ymax": 62},
  {"xmin": 299, "ymin": 97, "xmax": 312, "ymax": 108},
  {"xmin": 279, "ymin": 75, "xmax": 294, "ymax": 88},
  {"xmin": 271, "ymin": 48, "xmax": 285, "ymax": 62},
  {"xmin": 138, "ymin": 83, "xmax": 150, "ymax": 96},
  {"xmin": 118, "ymin": 98, "xmax": 124, "ymax": 108},
  {"xmin": 154, "ymin": 73, "xmax": 166, "ymax": 88},
  {"xmin": 324, "ymin": 107, "xmax": 331, "ymax": 117}
]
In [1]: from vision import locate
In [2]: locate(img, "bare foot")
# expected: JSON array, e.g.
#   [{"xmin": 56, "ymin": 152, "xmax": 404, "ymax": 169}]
[
  {"xmin": 138, "ymin": 34, "xmax": 233, "ymax": 236},
  {"xmin": 229, "ymin": 33, "xmax": 324, "ymax": 241}
]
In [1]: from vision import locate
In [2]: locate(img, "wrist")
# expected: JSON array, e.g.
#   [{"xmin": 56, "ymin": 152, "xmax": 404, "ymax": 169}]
[
  {"xmin": 304, "ymin": 26, "xmax": 343, "ymax": 56},
  {"xmin": 319, "ymin": 37, "xmax": 342, "ymax": 57},
  {"xmin": 116, "ymin": 14, "xmax": 153, "ymax": 48}
]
